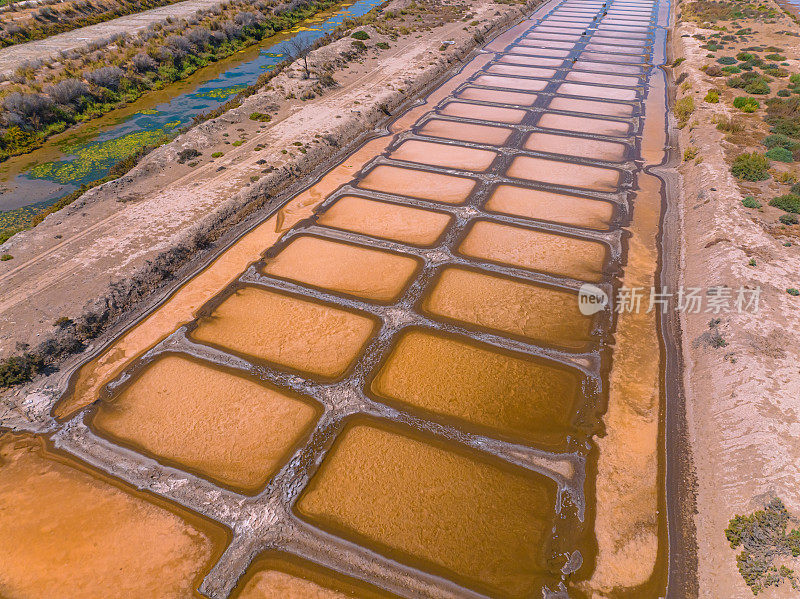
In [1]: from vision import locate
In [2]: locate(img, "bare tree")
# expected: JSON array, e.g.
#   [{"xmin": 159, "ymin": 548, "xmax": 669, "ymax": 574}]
[{"xmin": 285, "ymin": 35, "xmax": 311, "ymax": 79}]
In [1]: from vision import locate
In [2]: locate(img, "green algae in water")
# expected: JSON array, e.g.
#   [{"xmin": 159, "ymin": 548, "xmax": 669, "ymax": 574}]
[
  {"xmin": 192, "ymin": 85, "xmax": 247, "ymax": 100},
  {"xmin": 29, "ymin": 123, "xmax": 179, "ymax": 185}
]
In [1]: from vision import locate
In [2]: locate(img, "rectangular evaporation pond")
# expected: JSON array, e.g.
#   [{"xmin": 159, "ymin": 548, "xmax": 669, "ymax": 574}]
[
  {"xmin": 557, "ymin": 82, "xmax": 638, "ymax": 101},
  {"xmin": 596, "ymin": 24, "xmax": 649, "ymax": 33},
  {"xmin": 456, "ymin": 86, "xmax": 539, "ymax": 106},
  {"xmin": 473, "ymin": 75, "xmax": 548, "ymax": 93},
  {"xmin": 295, "ymin": 419, "xmax": 560, "ymax": 599},
  {"xmin": 574, "ymin": 60, "xmax": 644, "ymax": 75},
  {"xmin": 370, "ymin": 328, "xmax": 581, "ymax": 448},
  {"xmin": 565, "ymin": 71, "xmax": 641, "ymax": 87},
  {"xmin": 189, "ymin": 286, "xmax": 377, "ymax": 380},
  {"xmin": 585, "ymin": 43, "xmax": 645, "ymax": 55},
  {"xmin": 91, "ymin": 355, "xmax": 320, "ymax": 493},
  {"xmin": 439, "ymin": 101, "xmax": 527, "ymax": 124},
  {"xmin": 602, "ymin": 17, "xmax": 651, "ymax": 25},
  {"xmin": 418, "ymin": 119, "xmax": 513, "ymax": 146},
  {"xmin": 595, "ymin": 29, "xmax": 650, "ymax": 39},
  {"xmin": 389, "ymin": 140, "xmax": 497, "ymax": 172},
  {"xmin": 589, "ymin": 36, "xmax": 648, "ymax": 48},
  {"xmin": 231, "ymin": 551, "xmax": 397, "ymax": 599},
  {"xmin": 498, "ymin": 54, "xmax": 564, "ymax": 67},
  {"xmin": 531, "ymin": 26, "xmax": 585, "ymax": 34},
  {"xmin": 544, "ymin": 17, "xmax": 594, "ymax": 24},
  {"xmin": 520, "ymin": 33, "xmax": 579, "ymax": 43},
  {"xmin": 317, "ymin": 196, "xmax": 452, "ymax": 246},
  {"xmin": 485, "ymin": 184, "xmax": 614, "ymax": 230},
  {"xmin": 581, "ymin": 51, "xmax": 646, "ymax": 64},
  {"xmin": 487, "ymin": 64, "xmax": 557, "ymax": 79},
  {"xmin": 507, "ymin": 155, "xmax": 620, "ymax": 192},
  {"xmin": 262, "ymin": 235, "xmax": 419, "ymax": 302},
  {"xmin": 525, "ymin": 131, "xmax": 627, "ymax": 162},
  {"xmin": 457, "ymin": 220, "xmax": 607, "ymax": 282},
  {"xmin": 422, "ymin": 267, "xmax": 595, "ymax": 349},
  {"xmin": 358, "ymin": 165, "xmax": 476, "ymax": 204},
  {"xmin": 0, "ymin": 433, "xmax": 228, "ymax": 598},
  {"xmin": 538, "ymin": 112, "xmax": 631, "ymax": 137},
  {"xmin": 507, "ymin": 46, "xmax": 572, "ymax": 57}
]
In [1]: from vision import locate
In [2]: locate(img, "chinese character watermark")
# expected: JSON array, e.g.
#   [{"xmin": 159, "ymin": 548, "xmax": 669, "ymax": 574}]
[{"xmin": 578, "ymin": 284, "xmax": 761, "ymax": 315}]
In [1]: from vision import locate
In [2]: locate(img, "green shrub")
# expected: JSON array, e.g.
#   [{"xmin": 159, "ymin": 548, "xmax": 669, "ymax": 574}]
[
  {"xmin": 764, "ymin": 134, "xmax": 793, "ymax": 148},
  {"xmin": 249, "ymin": 112, "xmax": 272, "ymax": 122},
  {"xmin": 766, "ymin": 147, "xmax": 793, "ymax": 162},
  {"xmin": 788, "ymin": 288, "xmax": 800, "ymax": 295},
  {"xmin": 790, "ymin": 73, "xmax": 800, "ymax": 84},
  {"xmin": 766, "ymin": 53, "xmax": 787, "ymax": 61},
  {"xmin": 717, "ymin": 56, "xmax": 737, "ymax": 64},
  {"xmin": 736, "ymin": 51, "xmax": 756, "ymax": 61},
  {"xmin": 351, "ymin": 30, "xmax": 370, "ymax": 40},
  {"xmin": 674, "ymin": 96, "xmax": 695, "ymax": 127},
  {"xmin": 211, "ymin": 151, "xmax": 223, "ymax": 158},
  {"xmin": 232, "ymin": 140, "xmax": 244, "ymax": 147},
  {"xmin": 731, "ymin": 153, "xmax": 771, "ymax": 181},
  {"xmin": 0, "ymin": 353, "xmax": 42, "ymax": 388},
  {"xmin": 742, "ymin": 196, "xmax": 762, "ymax": 208},
  {"xmin": 376, "ymin": 42, "xmax": 389, "ymax": 49},
  {"xmin": 722, "ymin": 65, "xmax": 742, "ymax": 74},
  {"xmin": 0, "ymin": 254, "xmax": 12, "ymax": 261},
  {"xmin": 778, "ymin": 89, "xmax": 791, "ymax": 97},
  {"xmin": 770, "ymin": 193, "xmax": 800, "ymax": 212},
  {"xmin": 704, "ymin": 89, "xmax": 720, "ymax": 103},
  {"xmin": 780, "ymin": 213, "xmax": 799, "ymax": 224},
  {"xmin": 745, "ymin": 80, "xmax": 771, "ymax": 94},
  {"xmin": 351, "ymin": 40, "xmax": 367, "ymax": 50},
  {"xmin": 791, "ymin": 183, "xmax": 800, "ymax": 195},
  {"xmin": 733, "ymin": 96, "xmax": 760, "ymax": 112}
]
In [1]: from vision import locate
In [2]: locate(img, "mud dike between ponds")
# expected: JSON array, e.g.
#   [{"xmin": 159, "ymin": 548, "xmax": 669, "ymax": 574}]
[{"xmin": 1, "ymin": 0, "xmax": 672, "ymax": 596}]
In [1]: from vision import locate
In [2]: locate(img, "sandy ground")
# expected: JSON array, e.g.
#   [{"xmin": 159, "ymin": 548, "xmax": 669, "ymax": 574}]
[
  {"xmin": 673, "ymin": 0, "xmax": 800, "ymax": 596},
  {"xmin": 0, "ymin": 0, "xmax": 532, "ymax": 360},
  {"xmin": 0, "ymin": 0, "xmax": 226, "ymax": 77}
]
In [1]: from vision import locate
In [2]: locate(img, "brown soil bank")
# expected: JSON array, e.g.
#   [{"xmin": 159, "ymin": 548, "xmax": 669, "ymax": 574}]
[{"xmin": 672, "ymin": 0, "xmax": 800, "ymax": 595}]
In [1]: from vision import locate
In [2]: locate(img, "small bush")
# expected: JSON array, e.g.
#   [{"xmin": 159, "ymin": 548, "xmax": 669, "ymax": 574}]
[
  {"xmin": 351, "ymin": 30, "xmax": 370, "ymax": 40},
  {"xmin": 177, "ymin": 148, "xmax": 200, "ymax": 164},
  {"xmin": 732, "ymin": 153, "xmax": 770, "ymax": 181},
  {"xmin": 766, "ymin": 147, "xmax": 794, "ymax": 162},
  {"xmin": 778, "ymin": 89, "xmax": 791, "ymax": 97},
  {"xmin": 717, "ymin": 56, "xmax": 737, "ymax": 64},
  {"xmin": 132, "ymin": 53, "xmax": 158, "ymax": 73},
  {"xmin": 779, "ymin": 213, "xmax": 799, "ymax": 224},
  {"xmin": 0, "ymin": 254, "xmax": 13, "ymax": 261},
  {"xmin": 674, "ymin": 96, "xmax": 695, "ymax": 127},
  {"xmin": 745, "ymin": 80, "xmax": 770, "ymax": 95},
  {"xmin": 232, "ymin": 140, "xmax": 244, "ymax": 147},
  {"xmin": 211, "ymin": 151, "xmax": 223, "ymax": 158},
  {"xmin": 788, "ymin": 288, "xmax": 800, "ymax": 295},
  {"xmin": 249, "ymin": 112, "xmax": 272, "ymax": 122},
  {"xmin": 791, "ymin": 182, "xmax": 800, "ymax": 195},
  {"xmin": 0, "ymin": 353, "xmax": 42, "ymax": 388},
  {"xmin": 351, "ymin": 40, "xmax": 367, "ymax": 51},
  {"xmin": 769, "ymin": 193, "xmax": 800, "ymax": 212},
  {"xmin": 733, "ymin": 96, "xmax": 760, "ymax": 112},
  {"xmin": 86, "ymin": 66, "xmax": 124, "ymax": 90},
  {"xmin": 704, "ymin": 64, "xmax": 723, "ymax": 77},
  {"xmin": 742, "ymin": 196, "xmax": 762, "ymax": 208},
  {"xmin": 376, "ymin": 42, "xmax": 390, "ymax": 49},
  {"xmin": 766, "ymin": 53, "xmax": 787, "ymax": 61},
  {"xmin": 722, "ymin": 65, "xmax": 742, "ymax": 74},
  {"xmin": 764, "ymin": 134, "xmax": 794, "ymax": 149},
  {"xmin": 45, "ymin": 78, "xmax": 89, "ymax": 106},
  {"xmin": 684, "ymin": 146, "xmax": 699, "ymax": 161},
  {"xmin": 704, "ymin": 89, "xmax": 720, "ymax": 103}
]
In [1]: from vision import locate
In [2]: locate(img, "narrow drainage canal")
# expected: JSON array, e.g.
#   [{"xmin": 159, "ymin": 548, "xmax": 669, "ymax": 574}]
[
  {"xmin": 0, "ymin": 0, "xmax": 381, "ymax": 218},
  {"xmin": 2, "ymin": 0, "xmax": 676, "ymax": 596}
]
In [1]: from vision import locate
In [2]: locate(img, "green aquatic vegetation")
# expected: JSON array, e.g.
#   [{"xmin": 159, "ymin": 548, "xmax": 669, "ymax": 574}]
[
  {"xmin": 193, "ymin": 85, "xmax": 247, "ymax": 100},
  {"xmin": 28, "ymin": 125, "xmax": 177, "ymax": 184}
]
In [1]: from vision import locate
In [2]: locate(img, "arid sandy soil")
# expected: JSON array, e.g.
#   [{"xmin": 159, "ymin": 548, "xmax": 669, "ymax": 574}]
[
  {"xmin": 0, "ymin": 0, "xmax": 532, "ymax": 364},
  {"xmin": 0, "ymin": 0, "xmax": 223, "ymax": 76},
  {"xmin": 673, "ymin": 0, "xmax": 800, "ymax": 595}
]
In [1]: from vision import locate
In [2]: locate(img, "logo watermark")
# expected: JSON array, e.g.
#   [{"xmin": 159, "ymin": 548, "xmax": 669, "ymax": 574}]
[{"xmin": 578, "ymin": 285, "xmax": 761, "ymax": 314}]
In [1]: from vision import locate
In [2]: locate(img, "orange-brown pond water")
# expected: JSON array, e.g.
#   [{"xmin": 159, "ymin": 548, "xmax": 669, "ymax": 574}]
[
  {"xmin": 0, "ymin": 432, "xmax": 228, "ymax": 598},
  {"xmin": 370, "ymin": 329, "xmax": 580, "ymax": 448},
  {"xmin": 295, "ymin": 419, "xmax": 560, "ymax": 599},
  {"xmin": 190, "ymin": 286, "xmax": 378, "ymax": 379},
  {"xmin": 91, "ymin": 355, "xmax": 320, "ymax": 493},
  {"xmin": 40, "ymin": 0, "xmax": 670, "ymax": 595}
]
